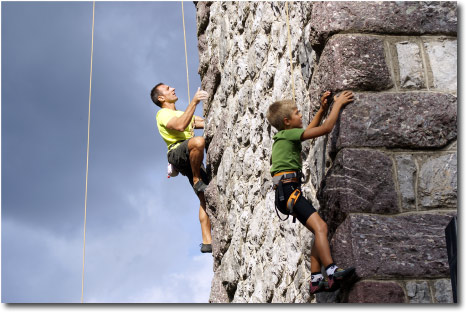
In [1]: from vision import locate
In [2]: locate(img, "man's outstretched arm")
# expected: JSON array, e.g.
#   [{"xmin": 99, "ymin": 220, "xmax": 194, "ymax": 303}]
[
  {"xmin": 194, "ymin": 116, "xmax": 205, "ymax": 129},
  {"xmin": 166, "ymin": 88, "xmax": 208, "ymax": 131}
]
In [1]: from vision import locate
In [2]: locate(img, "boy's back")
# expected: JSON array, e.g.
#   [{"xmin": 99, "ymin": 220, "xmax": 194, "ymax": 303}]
[{"xmin": 270, "ymin": 128, "xmax": 304, "ymax": 176}]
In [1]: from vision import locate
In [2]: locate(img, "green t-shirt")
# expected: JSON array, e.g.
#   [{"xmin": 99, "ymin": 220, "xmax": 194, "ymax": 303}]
[
  {"xmin": 156, "ymin": 108, "xmax": 194, "ymax": 152},
  {"xmin": 270, "ymin": 128, "xmax": 305, "ymax": 176}
]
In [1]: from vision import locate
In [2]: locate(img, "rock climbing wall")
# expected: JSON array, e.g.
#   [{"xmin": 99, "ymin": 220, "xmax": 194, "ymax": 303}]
[{"xmin": 195, "ymin": 1, "xmax": 457, "ymax": 303}]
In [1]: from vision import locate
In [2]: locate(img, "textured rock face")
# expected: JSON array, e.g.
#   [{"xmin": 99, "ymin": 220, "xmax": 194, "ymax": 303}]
[
  {"xmin": 331, "ymin": 213, "xmax": 455, "ymax": 279},
  {"xmin": 309, "ymin": 1, "xmax": 457, "ymax": 50},
  {"xmin": 330, "ymin": 92, "xmax": 457, "ymax": 151},
  {"xmin": 196, "ymin": 1, "xmax": 456, "ymax": 303},
  {"xmin": 318, "ymin": 149, "xmax": 399, "ymax": 233},
  {"xmin": 347, "ymin": 281, "xmax": 406, "ymax": 303}
]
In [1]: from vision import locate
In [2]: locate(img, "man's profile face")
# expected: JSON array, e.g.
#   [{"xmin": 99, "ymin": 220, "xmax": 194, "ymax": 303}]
[{"xmin": 157, "ymin": 84, "xmax": 178, "ymax": 103}]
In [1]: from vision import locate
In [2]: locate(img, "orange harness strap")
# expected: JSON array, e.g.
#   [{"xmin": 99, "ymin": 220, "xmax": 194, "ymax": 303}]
[{"xmin": 286, "ymin": 188, "xmax": 301, "ymax": 214}]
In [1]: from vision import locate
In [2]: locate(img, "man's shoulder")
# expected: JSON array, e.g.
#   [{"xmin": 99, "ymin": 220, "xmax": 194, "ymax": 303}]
[{"xmin": 157, "ymin": 108, "xmax": 181, "ymax": 121}]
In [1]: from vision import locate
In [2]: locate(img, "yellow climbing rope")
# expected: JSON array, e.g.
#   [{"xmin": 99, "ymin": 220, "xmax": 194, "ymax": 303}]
[
  {"xmin": 285, "ymin": 2, "xmax": 296, "ymax": 105},
  {"xmin": 81, "ymin": 0, "xmax": 95, "ymax": 304},
  {"xmin": 181, "ymin": 1, "xmax": 195, "ymax": 136}
]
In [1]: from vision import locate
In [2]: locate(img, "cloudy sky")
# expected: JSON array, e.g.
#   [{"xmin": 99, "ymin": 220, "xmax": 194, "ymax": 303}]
[{"xmin": 1, "ymin": 1, "xmax": 213, "ymax": 303}]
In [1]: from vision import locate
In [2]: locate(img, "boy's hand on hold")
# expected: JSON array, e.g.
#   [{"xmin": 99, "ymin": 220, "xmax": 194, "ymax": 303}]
[
  {"xmin": 320, "ymin": 91, "xmax": 331, "ymax": 111},
  {"xmin": 193, "ymin": 87, "xmax": 209, "ymax": 105},
  {"xmin": 334, "ymin": 90, "xmax": 354, "ymax": 107}
]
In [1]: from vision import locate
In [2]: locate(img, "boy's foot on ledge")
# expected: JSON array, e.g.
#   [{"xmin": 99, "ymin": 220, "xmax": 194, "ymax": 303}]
[
  {"xmin": 327, "ymin": 267, "xmax": 356, "ymax": 289},
  {"xmin": 200, "ymin": 243, "xmax": 212, "ymax": 253}
]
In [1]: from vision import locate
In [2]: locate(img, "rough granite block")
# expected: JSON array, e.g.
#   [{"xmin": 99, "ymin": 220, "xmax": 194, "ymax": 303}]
[
  {"xmin": 433, "ymin": 279, "xmax": 454, "ymax": 303},
  {"xmin": 406, "ymin": 281, "xmax": 432, "ymax": 303},
  {"xmin": 331, "ymin": 213, "xmax": 455, "ymax": 279},
  {"xmin": 347, "ymin": 281, "xmax": 406, "ymax": 303},
  {"xmin": 396, "ymin": 41, "xmax": 425, "ymax": 89},
  {"xmin": 329, "ymin": 92, "xmax": 457, "ymax": 151},
  {"xmin": 310, "ymin": 1, "xmax": 457, "ymax": 50},
  {"xmin": 396, "ymin": 155, "xmax": 417, "ymax": 211},
  {"xmin": 209, "ymin": 272, "xmax": 230, "ymax": 303},
  {"xmin": 311, "ymin": 35, "xmax": 393, "ymax": 93},
  {"xmin": 318, "ymin": 149, "xmax": 399, "ymax": 232},
  {"xmin": 424, "ymin": 39, "xmax": 457, "ymax": 92},
  {"xmin": 418, "ymin": 153, "xmax": 457, "ymax": 209}
]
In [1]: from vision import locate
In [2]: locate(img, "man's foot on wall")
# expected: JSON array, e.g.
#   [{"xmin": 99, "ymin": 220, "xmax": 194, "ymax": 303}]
[
  {"xmin": 200, "ymin": 243, "xmax": 212, "ymax": 253},
  {"xmin": 193, "ymin": 180, "xmax": 208, "ymax": 194}
]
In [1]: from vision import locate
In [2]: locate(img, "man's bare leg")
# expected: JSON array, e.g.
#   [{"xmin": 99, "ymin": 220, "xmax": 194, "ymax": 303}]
[
  {"xmin": 187, "ymin": 137, "xmax": 205, "ymax": 185},
  {"xmin": 198, "ymin": 192, "xmax": 212, "ymax": 244}
]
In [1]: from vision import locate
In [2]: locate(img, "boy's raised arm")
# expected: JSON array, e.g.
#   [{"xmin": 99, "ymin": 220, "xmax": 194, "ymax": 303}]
[
  {"xmin": 301, "ymin": 91, "xmax": 354, "ymax": 141},
  {"xmin": 306, "ymin": 91, "xmax": 331, "ymax": 130}
]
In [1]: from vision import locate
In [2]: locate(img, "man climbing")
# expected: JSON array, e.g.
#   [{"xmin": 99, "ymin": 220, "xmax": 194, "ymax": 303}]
[{"xmin": 151, "ymin": 83, "xmax": 212, "ymax": 253}]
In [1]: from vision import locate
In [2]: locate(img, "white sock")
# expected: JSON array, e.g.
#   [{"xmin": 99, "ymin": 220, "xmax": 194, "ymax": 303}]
[
  {"xmin": 326, "ymin": 264, "xmax": 338, "ymax": 276},
  {"xmin": 311, "ymin": 273, "xmax": 323, "ymax": 283}
]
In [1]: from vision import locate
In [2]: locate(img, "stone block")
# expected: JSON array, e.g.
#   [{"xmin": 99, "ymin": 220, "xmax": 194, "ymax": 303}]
[
  {"xmin": 195, "ymin": 1, "xmax": 212, "ymax": 36},
  {"xmin": 197, "ymin": 33, "xmax": 208, "ymax": 74},
  {"xmin": 347, "ymin": 281, "xmax": 406, "ymax": 303},
  {"xmin": 330, "ymin": 92, "xmax": 457, "ymax": 151},
  {"xmin": 315, "ymin": 289, "xmax": 341, "ymax": 303},
  {"xmin": 396, "ymin": 155, "xmax": 417, "ymax": 211},
  {"xmin": 396, "ymin": 41, "xmax": 425, "ymax": 89},
  {"xmin": 331, "ymin": 213, "xmax": 455, "ymax": 279},
  {"xmin": 318, "ymin": 149, "xmax": 399, "ymax": 232},
  {"xmin": 209, "ymin": 272, "xmax": 230, "ymax": 303},
  {"xmin": 311, "ymin": 35, "xmax": 393, "ymax": 94},
  {"xmin": 205, "ymin": 119, "xmax": 226, "ymax": 176},
  {"xmin": 418, "ymin": 153, "xmax": 457, "ymax": 209},
  {"xmin": 201, "ymin": 55, "xmax": 221, "ymax": 110},
  {"xmin": 433, "ymin": 279, "xmax": 454, "ymax": 303},
  {"xmin": 424, "ymin": 39, "xmax": 457, "ymax": 92},
  {"xmin": 406, "ymin": 281, "xmax": 432, "ymax": 303},
  {"xmin": 219, "ymin": 245, "xmax": 241, "ymax": 300},
  {"xmin": 204, "ymin": 179, "xmax": 230, "ymax": 270},
  {"xmin": 310, "ymin": 1, "xmax": 457, "ymax": 50}
]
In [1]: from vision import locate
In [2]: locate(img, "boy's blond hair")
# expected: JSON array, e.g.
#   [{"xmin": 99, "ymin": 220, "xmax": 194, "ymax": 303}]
[{"xmin": 266, "ymin": 99, "xmax": 296, "ymax": 131}]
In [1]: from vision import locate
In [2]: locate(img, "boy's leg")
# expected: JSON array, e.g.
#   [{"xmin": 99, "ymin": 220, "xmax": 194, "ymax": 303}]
[
  {"xmin": 187, "ymin": 136, "xmax": 205, "ymax": 185},
  {"xmin": 305, "ymin": 212, "xmax": 334, "ymax": 269},
  {"xmin": 306, "ymin": 212, "xmax": 355, "ymax": 289}
]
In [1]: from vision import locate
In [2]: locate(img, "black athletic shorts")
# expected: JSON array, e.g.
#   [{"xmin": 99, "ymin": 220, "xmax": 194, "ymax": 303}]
[
  {"xmin": 167, "ymin": 139, "xmax": 210, "ymax": 187},
  {"xmin": 275, "ymin": 182, "xmax": 317, "ymax": 225}
]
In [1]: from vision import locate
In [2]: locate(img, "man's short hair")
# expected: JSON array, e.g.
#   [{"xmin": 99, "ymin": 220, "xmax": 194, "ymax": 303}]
[
  {"xmin": 150, "ymin": 82, "xmax": 164, "ymax": 107},
  {"xmin": 266, "ymin": 99, "xmax": 296, "ymax": 131}
]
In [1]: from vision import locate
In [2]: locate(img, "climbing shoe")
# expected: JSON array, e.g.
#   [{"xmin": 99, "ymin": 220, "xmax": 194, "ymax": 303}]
[
  {"xmin": 200, "ymin": 243, "xmax": 212, "ymax": 253},
  {"xmin": 310, "ymin": 279, "xmax": 327, "ymax": 295},
  {"xmin": 193, "ymin": 180, "xmax": 208, "ymax": 194},
  {"xmin": 327, "ymin": 267, "xmax": 355, "ymax": 289}
]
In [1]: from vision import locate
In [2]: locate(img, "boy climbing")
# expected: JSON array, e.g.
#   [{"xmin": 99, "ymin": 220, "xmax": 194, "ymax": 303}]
[
  {"xmin": 151, "ymin": 83, "xmax": 212, "ymax": 253},
  {"xmin": 266, "ymin": 90, "xmax": 356, "ymax": 294}
]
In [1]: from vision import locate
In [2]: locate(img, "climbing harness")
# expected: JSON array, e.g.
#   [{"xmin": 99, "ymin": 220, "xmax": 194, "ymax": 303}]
[
  {"xmin": 273, "ymin": 171, "xmax": 304, "ymax": 223},
  {"xmin": 81, "ymin": 0, "xmax": 95, "ymax": 304}
]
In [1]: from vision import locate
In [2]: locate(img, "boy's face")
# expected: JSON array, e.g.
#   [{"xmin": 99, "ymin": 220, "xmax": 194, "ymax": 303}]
[{"xmin": 285, "ymin": 108, "xmax": 303, "ymax": 129}]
